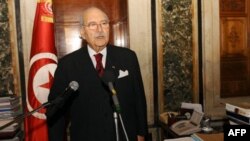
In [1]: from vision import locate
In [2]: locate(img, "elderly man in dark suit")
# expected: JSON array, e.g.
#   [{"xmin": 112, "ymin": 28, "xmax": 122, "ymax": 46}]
[{"xmin": 46, "ymin": 6, "xmax": 148, "ymax": 141}]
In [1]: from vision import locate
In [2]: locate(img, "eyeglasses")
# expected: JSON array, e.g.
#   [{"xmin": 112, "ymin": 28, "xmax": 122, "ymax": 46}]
[{"xmin": 83, "ymin": 20, "xmax": 110, "ymax": 30}]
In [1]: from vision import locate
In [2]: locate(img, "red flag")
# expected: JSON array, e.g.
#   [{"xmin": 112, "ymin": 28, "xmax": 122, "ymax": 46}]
[{"xmin": 25, "ymin": 0, "xmax": 57, "ymax": 141}]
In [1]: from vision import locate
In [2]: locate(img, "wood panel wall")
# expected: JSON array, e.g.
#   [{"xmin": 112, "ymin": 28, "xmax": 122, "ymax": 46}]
[
  {"xmin": 53, "ymin": 0, "xmax": 128, "ymax": 58},
  {"xmin": 220, "ymin": 0, "xmax": 250, "ymax": 97}
]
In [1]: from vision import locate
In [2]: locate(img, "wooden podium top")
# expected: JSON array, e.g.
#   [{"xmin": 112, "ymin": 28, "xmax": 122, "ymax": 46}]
[
  {"xmin": 164, "ymin": 133, "xmax": 224, "ymax": 141},
  {"xmin": 194, "ymin": 133, "xmax": 224, "ymax": 141}
]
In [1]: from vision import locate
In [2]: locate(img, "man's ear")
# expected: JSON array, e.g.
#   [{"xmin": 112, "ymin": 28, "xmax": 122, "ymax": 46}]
[{"xmin": 80, "ymin": 27, "xmax": 85, "ymax": 39}]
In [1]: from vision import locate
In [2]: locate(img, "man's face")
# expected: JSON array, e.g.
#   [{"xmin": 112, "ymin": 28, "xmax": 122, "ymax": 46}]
[{"xmin": 81, "ymin": 8, "xmax": 110, "ymax": 51}]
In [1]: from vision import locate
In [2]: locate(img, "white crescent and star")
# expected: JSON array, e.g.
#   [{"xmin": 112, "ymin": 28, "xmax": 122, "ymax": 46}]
[{"xmin": 26, "ymin": 53, "xmax": 57, "ymax": 119}]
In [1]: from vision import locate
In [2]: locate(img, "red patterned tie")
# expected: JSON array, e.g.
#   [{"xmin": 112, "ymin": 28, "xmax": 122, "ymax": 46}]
[{"xmin": 94, "ymin": 53, "xmax": 104, "ymax": 77}]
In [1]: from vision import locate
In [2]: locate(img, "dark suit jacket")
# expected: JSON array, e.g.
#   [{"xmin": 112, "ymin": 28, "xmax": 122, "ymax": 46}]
[{"xmin": 46, "ymin": 44, "xmax": 148, "ymax": 141}]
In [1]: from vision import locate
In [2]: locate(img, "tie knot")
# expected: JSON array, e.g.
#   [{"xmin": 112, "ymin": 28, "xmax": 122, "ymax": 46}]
[{"xmin": 94, "ymin": 53, "xmax": 103, "ymax": 62}]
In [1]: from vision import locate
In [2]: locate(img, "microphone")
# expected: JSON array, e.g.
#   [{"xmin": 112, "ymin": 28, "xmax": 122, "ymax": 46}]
[
  {"xmin": 46, "ymin": 81, "xmax": 79, "ymax": 117},
  {"xmin": 101, "ymin": 70, "xmax": 121, "ymax": 113}
]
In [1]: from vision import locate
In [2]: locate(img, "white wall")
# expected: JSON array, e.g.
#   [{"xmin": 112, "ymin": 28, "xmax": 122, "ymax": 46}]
[
  {"xmin": 20, "ymin": 0, "xmax": 36, "ymax": 88},
  {"xmin": 128, "ymin": 0, "xmax": 154, "ymax": 125}
]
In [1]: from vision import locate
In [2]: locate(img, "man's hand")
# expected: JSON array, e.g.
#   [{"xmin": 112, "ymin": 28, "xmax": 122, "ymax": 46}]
[{"xmin": 137, "ymin": 135, "xmax": 145, "ymax": 141}]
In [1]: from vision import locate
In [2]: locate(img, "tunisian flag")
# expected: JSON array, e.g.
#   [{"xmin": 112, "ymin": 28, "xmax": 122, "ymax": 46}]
[{"xmin": 25, "ymin": 0, "xmax": 57, "ymax": 141}]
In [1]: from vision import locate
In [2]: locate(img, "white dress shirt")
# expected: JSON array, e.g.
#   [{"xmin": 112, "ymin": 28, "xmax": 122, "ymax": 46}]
[{"xmin": 87, "ymin": 45, "xmax": 107, "ymax": 68}]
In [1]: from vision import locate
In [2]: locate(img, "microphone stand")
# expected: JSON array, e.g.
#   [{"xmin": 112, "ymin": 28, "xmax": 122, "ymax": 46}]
[
  {"xmin": 113, "ymin": 112, "xmax": 119, "ymax": 141},
  {"xmin": 0, "ymin": 102, "xmax": 51, "ymax": 131},
  {"xmin": 101, "ymin": 71, "xmax": 130, "ymax": 141},
  {"xmin": 0, "ymin": 81, "xmax": 79, "ymax": 132},
  {"xmin": 113, "ymin": 111, "xmax": 129, "ymax": 141},
  {"xmin": 112, "ymin": 99, "xmax": 129, "ymax": 141},
  {"xmin": 117, "ymin": 112, "xmax": 129, "ymax": 141}
]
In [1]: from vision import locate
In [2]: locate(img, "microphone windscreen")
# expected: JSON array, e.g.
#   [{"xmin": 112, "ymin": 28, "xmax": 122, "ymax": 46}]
[
  {"xmin": 69, "ymin": 81, "xmax": 79, "ymax": 91},
  {"xmin": 101, "ymin": 70, "xmax": 116, "ymax": 85}
]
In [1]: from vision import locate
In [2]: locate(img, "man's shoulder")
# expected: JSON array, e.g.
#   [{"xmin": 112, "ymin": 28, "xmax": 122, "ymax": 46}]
[
  {"xmin": 108, "ymin": 44, "xmax": 135, "ymax": 55},
  {"xmin": 58, "ymin": 47, "xmax": 85, "ymax": 62}
]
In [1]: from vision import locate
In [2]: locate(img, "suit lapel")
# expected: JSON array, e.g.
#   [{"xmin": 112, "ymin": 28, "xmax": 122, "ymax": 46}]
[
  {"xmin": 105, "ymin": 46, "xmax": 115, "ymax": 71},
  {"xmin": 77, "ymin": 45, "xmax": 120, "ymax": 80},
  {"xmin": 76, "ymin": 47, "xmax": 100, "ymax": 79},
  {"xmin": 105, "ymin": 45, "xmax": 119, "ymax": 79}
]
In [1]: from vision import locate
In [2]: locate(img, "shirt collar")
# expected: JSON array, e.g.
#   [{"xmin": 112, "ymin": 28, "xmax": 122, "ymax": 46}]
[
  {"xmin": 87, "ymin": 45, "xmax": 107, "ymax": 57},
  {"xmin": 87, "ymin": 45, "xmax": 107, "ymax": 67}
]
